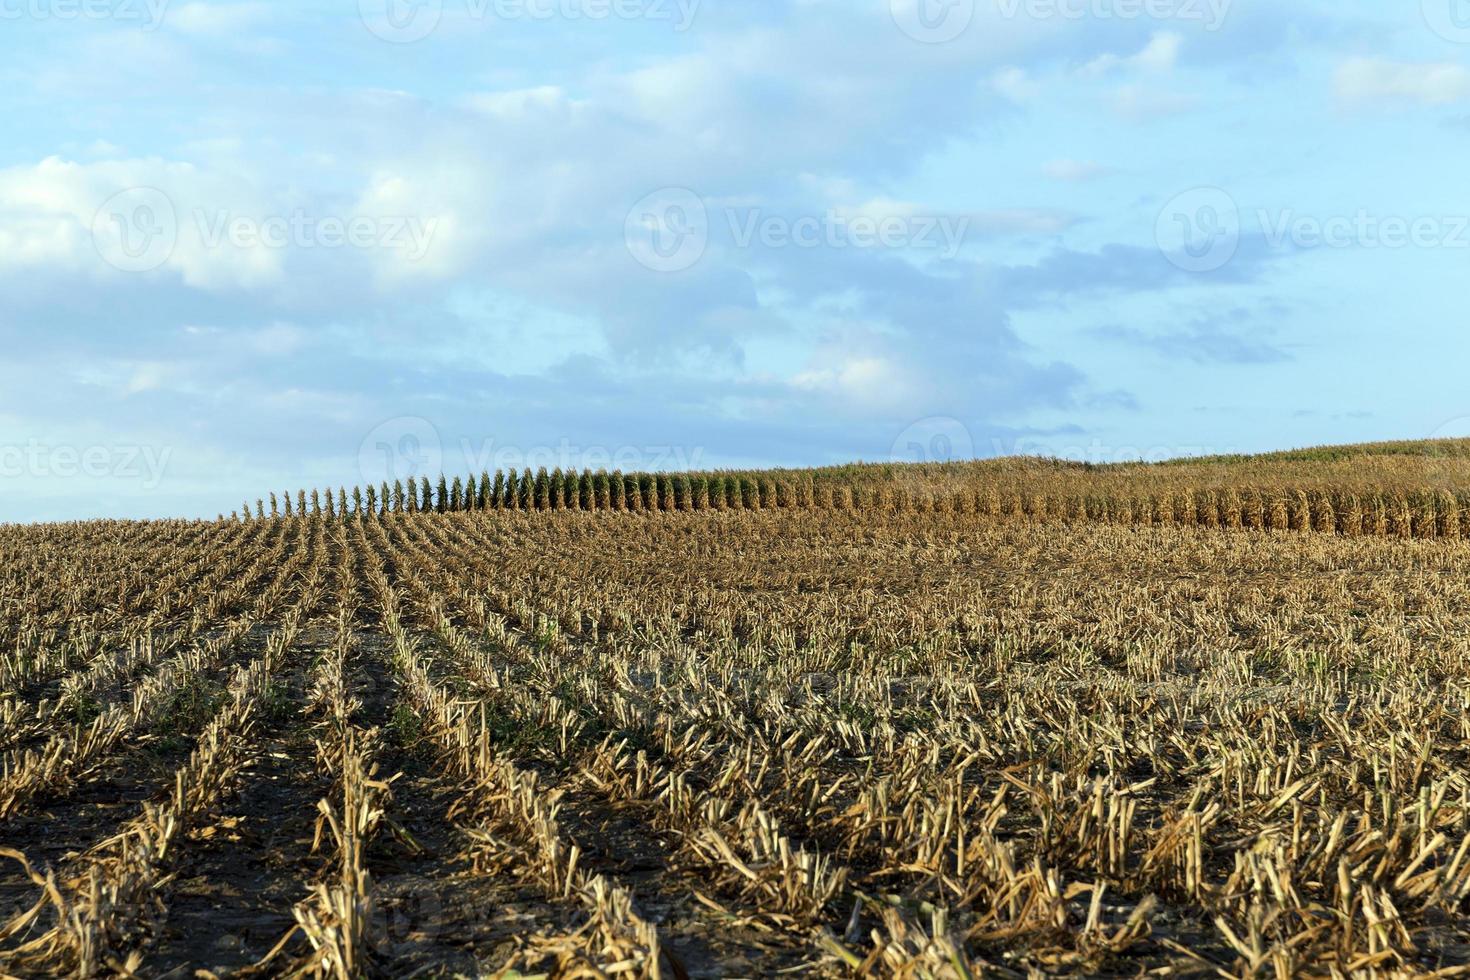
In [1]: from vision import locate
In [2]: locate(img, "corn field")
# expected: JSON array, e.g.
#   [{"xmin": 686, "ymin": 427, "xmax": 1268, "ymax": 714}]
[
  {"xmin": 220, "ymin": 441, "xmax": 1470, "ymax": 542},
  {"xmin": 2, "ymin": 457, "xmax": 1470, "ymax": 976}
]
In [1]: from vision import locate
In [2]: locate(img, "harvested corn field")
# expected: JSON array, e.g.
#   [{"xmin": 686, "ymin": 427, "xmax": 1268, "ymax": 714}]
[{"xmin": 2, "ymin": 493, "xmax": 1469, "ymax": 977}]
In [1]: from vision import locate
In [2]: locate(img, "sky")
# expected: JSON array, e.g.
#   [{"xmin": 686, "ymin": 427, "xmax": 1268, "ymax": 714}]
[{"xmin": 2, "ymin": 0, "xmax": 1469, "ymax": 521}]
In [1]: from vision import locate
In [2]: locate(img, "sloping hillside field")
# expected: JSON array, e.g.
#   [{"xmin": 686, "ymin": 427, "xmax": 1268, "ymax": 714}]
[{"xmin": 2, "ymin": 449, "xmax": 1470, "ymax": 976}]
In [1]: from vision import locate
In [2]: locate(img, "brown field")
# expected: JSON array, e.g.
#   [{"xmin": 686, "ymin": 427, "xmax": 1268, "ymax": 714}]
[{"xmin": 3, "ymin": 460, "xmax": 1470, "ymax": 977}]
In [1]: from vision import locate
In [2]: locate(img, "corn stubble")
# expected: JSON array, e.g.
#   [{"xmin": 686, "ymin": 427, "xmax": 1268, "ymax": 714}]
[{"xmin": 0, "ymin": 458, "xmax": 1468, "ymax": 976}]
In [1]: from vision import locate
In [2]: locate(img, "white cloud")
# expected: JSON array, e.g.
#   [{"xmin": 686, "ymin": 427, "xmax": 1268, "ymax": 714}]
[
  {"xmin": 791, "ymin": 354, "xmax": 909, "ymax": 408},
  {"xmin": 1110, "ymin": 84, "xmax": 1198, "ymax": 120},
  {"xmin": 1334, "ymin": 58, "xmax": 1470, "ymax": 106},
  {"xmin": 1042, "ymin": 159, "xmax": 1110, "ymax": 182},
  {"xmin": 1080, "ymin": 33, "xmax": 1183, "ymax": 78},
  {"xmin": 992, "ymin": 67, "xmax": 1040, "ymax": 104},
  {"xmin": 968, "ymin": 208, "xmax": 1076, "ymax": 236},
  {"xmin": 0, "ymin": 156, "xmax": 282, "ymax": 290},
  {"xmin": 167, "ymin": 2, "xmax": 273, "ymax": 36},
  {"xmin": 350, "ymin": 172, "xmax": 461, "ymax": 284},
  {"xmin": 0, "ymin": 154, "xmax": 477, "ymax": 294},
  {"xmin": 464, "ymin": 86, "xmax": 586, "ymax": 121}
]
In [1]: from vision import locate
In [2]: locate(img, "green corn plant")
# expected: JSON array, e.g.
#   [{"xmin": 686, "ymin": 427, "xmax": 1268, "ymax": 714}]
[
  {"xmin": 463, "ymin": 474, "xmax": 476, "ymax": 511},
  {"xmin": 534, "ymin": 467, "xmax": 550, "ymax": 510},
  {"xmin": 561, "ymin": 468, "xmax": 577, "ymax": 509},
  {"xmin": 579, "ymin": 469, "xmax": 593, "ymax": 510},
  {"xmin": 593, "ymin": 470, "xmax": 610, "ymax": 510},
  {"xmin": 609, "ymin": 470, "xmax": 626, "ymax": 511},
  {"xmin": 518, "ymin": 468, "xmax": 533, "ymax": 510},
  {"xmin": 502, "ymin": 469, "xmax": 517, "ymax": 510}
]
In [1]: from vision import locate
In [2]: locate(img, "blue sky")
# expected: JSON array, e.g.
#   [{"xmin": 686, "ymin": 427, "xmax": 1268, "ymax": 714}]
[{"xmin": 3, "ymin": 0, "xmax": 1469, "ymax": 520}]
